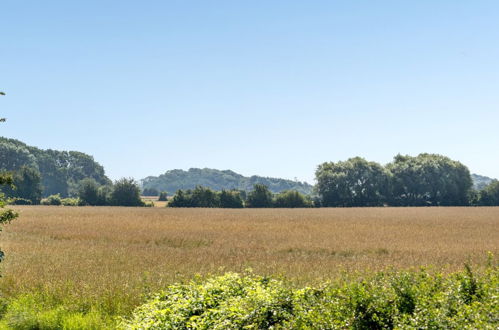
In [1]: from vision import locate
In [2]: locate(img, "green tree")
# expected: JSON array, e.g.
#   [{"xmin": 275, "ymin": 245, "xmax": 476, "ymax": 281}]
[
  {"xmin": 190, "ymin": 186, "xmax": 220, "ymax": 207},
  {"xmin": 0, "ymin": 91, "xmax": 19, "ymax": 263},
  {"xmin": 219, "ymin": 190, "xmax": 244, "ymax": 208},
  {"xmin": 6, "ymin": 166, "xmax": 42, "ymax": 204},
  {"xmin": 0, "ymin": 173, "xmax": 18, "ymax": 262},
  {"xmin": 158, "ymin": 191, "xmax": 168, "ymax": 201},
  {"xmin": 78, "ymin": 178, "xmax": 100, "ymax": 206},
  {"xmin": 387, "ymin": 154, "xmax": 473, "ymax": 206},
  {"xmin": 111, "ymin": 178, "xmax": 144, "ymax": 207},
  {"xmin": 246, "ymin": 184, "xmax": 273, "ymax": 208},
  {"xmin": 315, "ymin": 157, "xmax": 389, "ymax": 207},
  {"xmin": 273, "ymin": 190, "xmax": 312, "ymax": 208},
  {"xmin": 478, "ymin": 180, "xmax": 499, "ymax": 206},
  {"xmin": 168, "ymin": 189, "xmax": 190, "ymax": 207}
]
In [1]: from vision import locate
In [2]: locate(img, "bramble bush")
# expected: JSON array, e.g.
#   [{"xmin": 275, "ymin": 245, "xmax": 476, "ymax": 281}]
[{"xmin": 121, "ymin": 264, "xmax": 498, "ymax": 329}]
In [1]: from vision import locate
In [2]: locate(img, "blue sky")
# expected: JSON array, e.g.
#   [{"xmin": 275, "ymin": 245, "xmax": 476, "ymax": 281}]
[{"xmin": 1, "ymin": 1, "xmax": 498, "ymax": 183}]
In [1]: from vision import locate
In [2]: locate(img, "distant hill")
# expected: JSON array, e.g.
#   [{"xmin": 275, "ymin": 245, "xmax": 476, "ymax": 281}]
[
  {"xmin": 141, "ymin": 168, "xmax": 314, "ymax": 195},
  {"xmin": 471, "ymin": 174, "xmax": 495, "ymax": 191},
  {"xmin": 0, "ymin": 137, "xmax": 111, "ymax": 197}
]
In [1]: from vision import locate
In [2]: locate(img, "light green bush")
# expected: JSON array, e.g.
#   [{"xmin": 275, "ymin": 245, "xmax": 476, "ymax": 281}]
[
  {"xmin": 122, "ymin": 265, "xmax": 498, "ymax": 329},
  {"xmin": 1, "ymin": 293, "xmax": 115, "ymax": 330},
  {"xmin": 61, "ymin": 198, "xmax": 79, "ymax": 206}
]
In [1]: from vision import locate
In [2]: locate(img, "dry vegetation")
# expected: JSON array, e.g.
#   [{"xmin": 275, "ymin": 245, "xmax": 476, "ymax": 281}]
[{"xmin": 1, "ymin": 206, "xmax": 498, "ymax": 315}]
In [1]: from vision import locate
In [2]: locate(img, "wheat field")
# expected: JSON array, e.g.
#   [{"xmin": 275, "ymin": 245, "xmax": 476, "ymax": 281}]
[{"xmin": 1, "ymin": 206, "xmax": 497, "ymax": 314}]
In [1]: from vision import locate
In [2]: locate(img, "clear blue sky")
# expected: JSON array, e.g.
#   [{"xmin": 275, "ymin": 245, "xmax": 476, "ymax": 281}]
[{"xmin": 1, "ymin": 1, "xmax": 498, "ymax": 183}]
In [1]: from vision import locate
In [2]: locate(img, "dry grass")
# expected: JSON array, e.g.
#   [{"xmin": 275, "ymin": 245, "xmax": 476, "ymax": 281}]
[{"xmin": 1, "ymin": 206, "xmax": 498, "ymax": 314}]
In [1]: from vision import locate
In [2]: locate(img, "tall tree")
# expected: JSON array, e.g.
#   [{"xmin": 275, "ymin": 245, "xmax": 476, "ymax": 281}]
[
  {"xmin": 2, "ymin": 166, "xmax": 42, "ymax": 204},
  {"xmin": 387, "ymin": 154, "xmax": 473, "ymax": 206},
  {"xmin": 478, "ymin": 180, "xmax": 499, "ymax": 206},
  {"xmin": 315, "ymin": 157, "xmax": 389, "ymax": 207},
  {"xmin": 246, "ymin": 184, "xmax": 273, "ymax": 208}
]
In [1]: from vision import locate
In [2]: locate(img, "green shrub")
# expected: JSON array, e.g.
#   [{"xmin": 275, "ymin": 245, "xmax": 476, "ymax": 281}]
[
  {"xmin": 61, "ymin": 198, "xmax": 79, "ymax": 206},
  {"xmin": 158, "ymin": 191, "xmax": 168, "ymax": 201},
  {"xmin": 2, "ymin": 293, "xmax": 115, "ymax": 330},
  {"xmin": 8, "ymin": 198, "xmax": 32, "ymax": 205},
  {"xmin": 41, "ymin": 194, "xmax": 62, "ymax": 206},
  {"xmin": 122, "ymin": 265, "xmax": 499, "ymax": 329}
]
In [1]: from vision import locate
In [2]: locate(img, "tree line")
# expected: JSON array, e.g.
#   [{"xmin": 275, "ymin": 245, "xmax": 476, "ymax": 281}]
[
  {"xmin": 167, "ymin": 184, "xmax": 313, "ymax": 208},
  {"xmin": 315, "ymin": 153, "xmax": 498, "ymax": 207},
  {"xmin": 166, "ymin": 153, "xmax": 499, "ymax": 208},
  {"xmin": 0, "ymin": 137, "xmax": 110, "ymax": 197},
  {"xmin": 2, "ymin": 149, "xmax": 499, "ymax": 207}
]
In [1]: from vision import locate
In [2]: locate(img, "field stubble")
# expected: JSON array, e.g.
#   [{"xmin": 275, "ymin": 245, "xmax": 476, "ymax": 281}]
[{"xmin": 1, "ymin": 206, "xmax": 497, "ymax": 315}]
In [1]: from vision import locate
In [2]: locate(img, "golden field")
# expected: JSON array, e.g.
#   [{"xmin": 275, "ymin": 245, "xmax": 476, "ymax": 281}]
[{"xmin": 1, "ymin": 206, "xmax": 498, "ymax": 314}]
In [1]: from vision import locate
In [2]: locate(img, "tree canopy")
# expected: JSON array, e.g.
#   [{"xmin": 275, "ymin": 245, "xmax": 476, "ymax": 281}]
[
  {"xmin": 316, "ymin": 157, "xmax": 390, "ymax": 207},
  {"xmin": 0, "ymin": 137, "xmax": 111, "ymax": 197}
]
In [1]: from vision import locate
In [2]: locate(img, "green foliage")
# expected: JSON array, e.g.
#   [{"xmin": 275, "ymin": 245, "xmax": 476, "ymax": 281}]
[
  {"xmin": 1, "ymin": 293, "xmax": 115, "ymax": 329},
  {"xmin": 8, "ymin": 197, "xmax": 33, "ymax": 205},
  {"xmin": 219, "ymin": 190, "xmax": 244, "ymax": 208},
  {"xmin": 273, "ymin": 190, "xmax": 313, "ymax": 208},
  {"xmin": 478, "ymin": 180, "xmax": 499, "ymax": 206},
  {"xmin": 41, "ymin": 194, "xmax": 62, "ymax": 206},
  {"xmin": 0, "ymin": 137, "xmax": 111, "ymax": 198},
  {"xmin": 1, "ymin": 166, "xmax": 42, "ymax": 204},
  {"xmin": 316, "ymin": 157, "xmax": 390, "ymax": 207},
  {"xmin": 111, "ymin": 178, "xmax": 144, "ymax": 207},
  {"xmin": 123, "ymin": 265, "xmax": 499, "ymax": 329},
  {"xmin": 388, "ymin": 153, "xmax": 473, "ymax": 206},
  {"xmin": 169, "ymin": 186, "xmax": 311, "ymax": 208},
  {"xmin": 120, "ymin": 273, "xmax": 294, "ymax": 329},
  {"xmin": 77, "ymin": 178, "xmax": 111, "ymax": 206},
  {"xmin": 141, "ymin": 168, "xmax": 313, "ymax": 195},
  {"xmin": 0, "ymin": 96, "xmax": 18, "ymax": 266},
  {"xmin": 61, "ymin": 197, "xmax": 80, "ymax": 206},
  {"xmin": 168, "ymin": 187, "xmax": 244, "ymax": 208},
  {"xmin": 316, "ymin": 154, "xmax": 475, "ymax": 207},
  {"xmin": 158, "ymin": 191, "xmax": 168, "ymax": 201},
  {"xmin": 246, "ymin": 184, "xmax": 274, "ymax": 208}
]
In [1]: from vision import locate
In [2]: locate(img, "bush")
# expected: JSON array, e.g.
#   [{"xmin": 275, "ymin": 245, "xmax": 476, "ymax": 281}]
[
  {"xmin": 246, "ymin": 184, "xmax": 273, "ymax": 208},
  {"xmin": 61, "ymin": 198, "xmax": 79, "ymax": 206},
  {"xmin": 122, "ymin": 265, "xmax": 499, "ymax": 329},
  {"xmin": 273, "ymin": 190, "xmax": 312, "ymax": 208},
  {"xmin": 478, "ymin": 180, "xmax": 499, "ymax": 206},
  {"xmin": 158, "ymin": 191, "xmax": 168, "ymax": 201},
  {"xmin": 41, "ymin": 194, "xmax": 62, "ymax": 206},
  {"xmin": 219, "ymin": 190, "xmax": 244, "ymax": 208},
  {"xmin": 1, "ymin": 293, "xmax": 115, "ymax": 330},
  {"xmin": 9, "ymin": 197, "xmax": 32, "ymax": 205},
  {"xmin": 111, "ymin": 178, "xmax": 144, "ymax": 207}
]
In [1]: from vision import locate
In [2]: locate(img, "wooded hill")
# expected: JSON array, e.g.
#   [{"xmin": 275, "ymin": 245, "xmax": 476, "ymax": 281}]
[
  {"xmin": 141, "ymin": 168, "xmax": 313, "ymax": 195},
  {"xmin": 0, "ymin": 137, "xmax": 110, "ymax": 197}
]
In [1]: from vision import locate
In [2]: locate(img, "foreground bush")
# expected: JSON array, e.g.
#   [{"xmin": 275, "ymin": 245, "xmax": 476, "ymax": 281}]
[
  {"xmin": 0, "ymin": 293, "xmax": 115, "ymax": 329},
  {"xmin": 41, "ymin": 194, "xmax": 62, "ymax": 206},
  {"xmin": 122, "ymin": 266, "xmax": 498, "ymax": 329}
]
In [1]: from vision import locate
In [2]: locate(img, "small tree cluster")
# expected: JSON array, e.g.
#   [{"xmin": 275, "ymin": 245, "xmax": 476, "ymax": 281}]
[
  {"xmin": 475, "ymin": 180, "xmax": 499, "ymax": 206},
  {"xmin": 158, "ymin": 191, "xmax": 168, "ymax": 201},
  {"xmin": 0, "ymin": 166, "xmax": 42, "ymax": 204},
  {"xmin": 168, "ymin": 186, "xmax": 244, "ymax": 208},
  {"xmin": 168, "ymin": 184, "xmax": 312, "ymax": 208},
  {"xmin": 77, "ymin": 178, "xmax": 144, "ymax": 206},
  {"xmin": 316, "ymin": 154, "xmax": 474, "ymax": 207}
]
